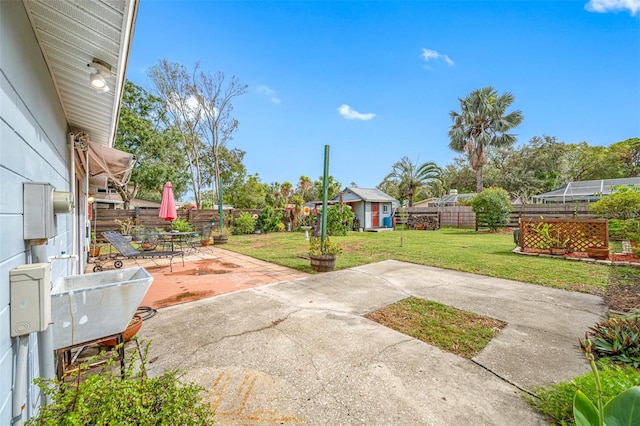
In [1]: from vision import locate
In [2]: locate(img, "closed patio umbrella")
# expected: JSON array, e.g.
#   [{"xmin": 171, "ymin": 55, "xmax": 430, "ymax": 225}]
[{"xmin": 159, "ymin": 182, "xmax": 177, "ymax": 223}]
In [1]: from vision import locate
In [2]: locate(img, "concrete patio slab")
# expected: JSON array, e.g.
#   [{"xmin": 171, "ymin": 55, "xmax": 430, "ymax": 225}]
[{"xmin": 138, "ymin": 259, "xmax": 606, "ymax": 425}]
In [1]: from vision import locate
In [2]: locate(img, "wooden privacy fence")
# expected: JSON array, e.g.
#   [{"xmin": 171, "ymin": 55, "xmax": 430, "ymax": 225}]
[
  {"xmin": 520, "ymin": 218, "xmax": 608, "ymax": 252},
  {"xmin": 402, "ymin": 203, "xmax": 598, "ymax": 228},
  {"xmin": 93, "ymin": 203, "xmax": 603, "ymax": 239},
  {"xmin": 92, "ymin": 208, "xmax": 229, "ymax": 241}
]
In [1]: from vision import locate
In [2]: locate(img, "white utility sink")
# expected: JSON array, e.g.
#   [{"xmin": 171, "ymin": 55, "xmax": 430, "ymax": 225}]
[{"xmin": 50, "ymin": 267, "xmax": 153, "ymax": 350}]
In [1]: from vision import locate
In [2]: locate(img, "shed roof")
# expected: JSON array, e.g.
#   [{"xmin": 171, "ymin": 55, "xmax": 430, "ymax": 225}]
[
  {"xmin": 532, "ymin": 178, "xmax": 640, "ymax": 203},
  {"xmin": 333, "ymin": 187, "xmax": 397, "ymax": 203}
]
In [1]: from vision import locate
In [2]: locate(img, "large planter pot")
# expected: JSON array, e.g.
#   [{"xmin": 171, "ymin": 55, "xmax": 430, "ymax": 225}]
[
  {"xmin": 213, "ymin": 235, "xmax": 228, "ymax": 245},
  {"xmin": 550, "ymin": 247, "xmax": 566, "ymax": 256},
  {"xmin": 309, "ymin": 254, "xmax": 337, "ymax": 272},
  {"xmin": 586, "ymin": 247, "xmax": 609, "ymax": 260}
]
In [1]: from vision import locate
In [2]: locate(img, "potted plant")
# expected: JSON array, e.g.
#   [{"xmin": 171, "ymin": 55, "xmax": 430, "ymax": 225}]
[
  {"xmin": 115, "ymin": 217, "xmax": 135, "ymax": 240},
  {"xmin": 213, "ymin": 226, "xmax": 231, "ymax": 245},
  {"xmin": 586, "ymin": 244, "xmax": 610, "ymax": 260},
  {"xmin": 89, "ymin": 231, "xmax": 102, "ymax": 257},
  {"xmin": 533, "ymin": 221, "xmax": 569, "ymax": 255},
  {"xmin": 308, "ymin": 236, "xmax": 342, "ymax": 272}
]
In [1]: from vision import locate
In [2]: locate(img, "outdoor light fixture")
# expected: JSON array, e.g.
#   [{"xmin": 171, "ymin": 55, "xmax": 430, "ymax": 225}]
[{"xmin": 87, "ymin": 58, "xmax": 112, "ymax": 93}]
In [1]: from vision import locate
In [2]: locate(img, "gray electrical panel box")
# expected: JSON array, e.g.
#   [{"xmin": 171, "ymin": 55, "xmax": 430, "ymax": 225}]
[
  {"xmin": 24, "ymin": 182, "xmax": 74, "ymax": 240},
  {"xmin": 10, "ymin": 263, "xmax": 52, "ymax": 336}
]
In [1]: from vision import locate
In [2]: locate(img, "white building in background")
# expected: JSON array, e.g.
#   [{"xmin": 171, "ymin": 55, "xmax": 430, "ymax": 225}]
[{"xmin": 1, "ymin": 1, "xmax": 137, "ymax": 423}]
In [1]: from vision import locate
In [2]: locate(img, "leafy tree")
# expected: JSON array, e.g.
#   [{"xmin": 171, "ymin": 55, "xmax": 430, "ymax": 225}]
[
  {"xmin": 564, "ymin": 142, "xmax": 620, "ymax": 182},
  {"xmin": 489, "ymin": 135, "xmax": 570, "ymax": 202},
  {"xmin": 265, "ymin": 182, "xmax": 285, "ymax": 208},
  {"xmin": 448, "ymin": 86, "xmax": 523, "ymax": 193},
  {"xmin": 611, "ymin": 138, "xmax": 640, "ymax": 177},
  {"xmin": 226, "ymin": 174, "xmax": 267, "ymax": 208},
  {"xmin": 308, "ymin": 175, "xmax": 342, "ymax": 201},
  {"xmin": 114, "ymin": 81, "xmax": 189, "ymax": 208},
  {"xmin": 441, "ymin": 156, "xmax": 477, "ymax": 194},
  {"xmin": 379, "ymin": 156, "xmax": 441, "ymax": 207},
  {"xmin": 470, "ymin": 187, "xmax": 512, "ymax": 231}
]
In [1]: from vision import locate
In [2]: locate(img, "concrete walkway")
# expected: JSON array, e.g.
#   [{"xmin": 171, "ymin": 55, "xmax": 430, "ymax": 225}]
[{"xmin": 138, "ymin": 260, "xmax": 605, "ymax": 425}]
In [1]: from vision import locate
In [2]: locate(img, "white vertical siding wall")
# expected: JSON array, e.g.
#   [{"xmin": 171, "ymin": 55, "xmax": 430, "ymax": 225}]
[{"xmin": 1, "ymin": 2, "xmax": 72, "ymax": 423}]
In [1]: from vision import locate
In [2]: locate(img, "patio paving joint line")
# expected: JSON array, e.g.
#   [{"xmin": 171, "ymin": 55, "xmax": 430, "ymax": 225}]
[{"xmin": 470, "ymin": 358, "xmax": 538, "ymax": 398}]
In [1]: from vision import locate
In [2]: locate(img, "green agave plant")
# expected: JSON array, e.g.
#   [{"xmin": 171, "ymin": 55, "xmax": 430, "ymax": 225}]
[{"xmin": 589, "ymin": 313, "xmax": 640, "ymax": 368}]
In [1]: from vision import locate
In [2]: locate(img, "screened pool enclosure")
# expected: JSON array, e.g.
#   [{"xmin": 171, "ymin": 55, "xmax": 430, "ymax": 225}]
[{"xmin": 532, "ymin": 178, "xmax": 640, "ymax": 203}]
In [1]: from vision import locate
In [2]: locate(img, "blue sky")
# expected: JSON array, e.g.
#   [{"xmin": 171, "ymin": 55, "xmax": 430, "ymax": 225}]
[{"xmin": 126, "ymin": 0, "xmax": 640, "ymax": 191}]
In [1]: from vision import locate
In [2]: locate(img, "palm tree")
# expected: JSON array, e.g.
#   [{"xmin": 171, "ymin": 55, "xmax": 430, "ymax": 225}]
[
  {"xmin": 281, "ymin": 181, "xmax": 293, "ymax": 204},
  {"xmin": 297, "ymin": 175, "xmax": 312, "ymax": 201},
  {"xmin": 381, "ymin": 157, "xmax": 441, "ymax": 207},
  {"xmin": 448, "ymin": 86, "xmax": 523, "ymax": 193}
]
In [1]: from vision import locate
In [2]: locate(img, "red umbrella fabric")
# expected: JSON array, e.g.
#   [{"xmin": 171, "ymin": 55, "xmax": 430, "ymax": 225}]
[{"xmin": 159, "ymin": 182, "xmax": 177, "ymax": 222}]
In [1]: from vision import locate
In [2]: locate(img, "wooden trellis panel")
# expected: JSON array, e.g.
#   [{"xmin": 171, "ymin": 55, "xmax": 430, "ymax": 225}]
[{"xmin": 520, "ymin": 218, "xmax": 608, "ymax": 252}]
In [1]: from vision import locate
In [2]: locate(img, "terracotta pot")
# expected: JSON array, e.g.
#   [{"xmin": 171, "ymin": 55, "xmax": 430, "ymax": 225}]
[
  {"xmin": 140, "ymin": 242, "xmax": 156, "ymax": 251},
  {"xmin": 586, "ymin": 247, "xmax": 609, "ymax": 260},
  {"xmin": 201, "ymin": 240, "xmax": 210, "ymax": 246},
  {"xmin": 550, "ymin": 247, "xmax": 566, "ymax": 255},
  {"xmin": 89, "ymin": 247, "xmax": 101, "ymax": 257},
  {"xmin": 309, "ymin": 254, "xmax": 337, "ymax": 272},
  {"xmin": 98, "ymin": 314, "xmax": 143, "ymax": 347}
]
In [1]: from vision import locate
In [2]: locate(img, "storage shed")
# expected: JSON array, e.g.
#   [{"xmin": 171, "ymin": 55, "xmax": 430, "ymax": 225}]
[{"xmin": 333, "ymin": 187, "xmax": 398, "ymax": 230}]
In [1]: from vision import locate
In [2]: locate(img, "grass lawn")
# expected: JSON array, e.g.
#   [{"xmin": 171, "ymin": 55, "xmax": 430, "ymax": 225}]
[
  {"xmin": 365, "ymin": 297, "xmax": 506, "ymax": 358},
  {"xmin": 224, "ymin": 227, "xmax": 633, "ymax": 294}
]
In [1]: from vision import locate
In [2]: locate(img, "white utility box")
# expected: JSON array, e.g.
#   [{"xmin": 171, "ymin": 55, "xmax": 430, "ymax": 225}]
[
  {"xmin": 23, "ymin": 182, "xmax": 74, "ymax": 240},
  {"xmin": 10, "ymin": 263, "xmax": 51, "ymax": 336}
]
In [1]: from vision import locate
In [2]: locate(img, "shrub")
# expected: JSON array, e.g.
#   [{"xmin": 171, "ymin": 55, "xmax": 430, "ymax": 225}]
[
  {"xmin": 527, "ymin": 359, "xmax": 640, "ymax": 425},
  {"xmin": 589, "ymin": 186, "xmax": 640, "ymax": 220},
  {"xmin": 589, "ymin": 312, "xmax": 640, "ymax": 368},
  {"xmin": 27, "ymin": 341, "xmax": 215, "ymax": 425},
  {"xmin": 258, "ymin": 206, "xmax": 283, "ymax": 233},
  {"xmin": 608, "ymin": 218, "xmax": 639, "ymax": 242},
  {"xmin": 326, "ymin": 204, "xmax": 354, "ymax": 236},
  {"xmin": 234, "ymin": 212, "xmax": 256, "ymax": 235},
  {"xmin": 470, "ymin": 187, "xmax": 512, "ymax": 231},
  {"xmin": 172, "ymin": 217, "xmax": 193, "ymax": 232}
]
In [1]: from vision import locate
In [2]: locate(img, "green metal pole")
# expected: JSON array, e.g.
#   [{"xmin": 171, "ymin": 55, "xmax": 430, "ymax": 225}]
[
  {"xmin": 218, "ymin": 176, "xmax": 224, "ymax": 231},
  {"xmin": 321, "ymin": 145, "xmax": 329, "ymax": 251}
]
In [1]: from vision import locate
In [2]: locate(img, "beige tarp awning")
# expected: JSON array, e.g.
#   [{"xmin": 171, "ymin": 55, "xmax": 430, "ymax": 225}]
[{"xmin": 88, "ymin": 142, "xmax": 135, "ymax": 188}]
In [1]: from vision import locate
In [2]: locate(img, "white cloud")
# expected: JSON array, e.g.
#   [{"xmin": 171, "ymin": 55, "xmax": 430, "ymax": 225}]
[
  {"xmin": 256, "ymin": 85, "xmax": 281, "ymax": 104},
  {"xmin": 421, "ymin": 48, "xmax": 454, "ymax": 67},
  {"xmin": 337, "ymin": 104, "xmax": 376, "ymax": 121},
  {"xmin": 585, "ymin": 0, "xmax": 640, "ymax": 15}
]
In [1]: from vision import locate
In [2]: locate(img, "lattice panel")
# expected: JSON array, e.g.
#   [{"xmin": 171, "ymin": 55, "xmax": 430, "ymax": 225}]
[{"xmin": 520, "ymin": 218, "xmax": 608, "ymax": 252}]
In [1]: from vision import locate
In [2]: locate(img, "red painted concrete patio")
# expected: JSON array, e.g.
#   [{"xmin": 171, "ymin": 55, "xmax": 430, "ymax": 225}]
[{"xmin": 86, "ymin": 246, "xmax": 308, "ymax": 309}]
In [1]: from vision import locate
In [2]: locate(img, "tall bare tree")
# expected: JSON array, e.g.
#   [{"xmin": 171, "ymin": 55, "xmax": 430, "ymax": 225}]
[
  {"xmin": 148, "ymin": 60, "xmax": 207, "ymax": 207},
  {"xmin": 193, "ymin": 66, "xmax": 247, "ymax": 211},
  {"xmin": 448, "ymin": 86, "xmax": 523, "ymax": 193}
]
